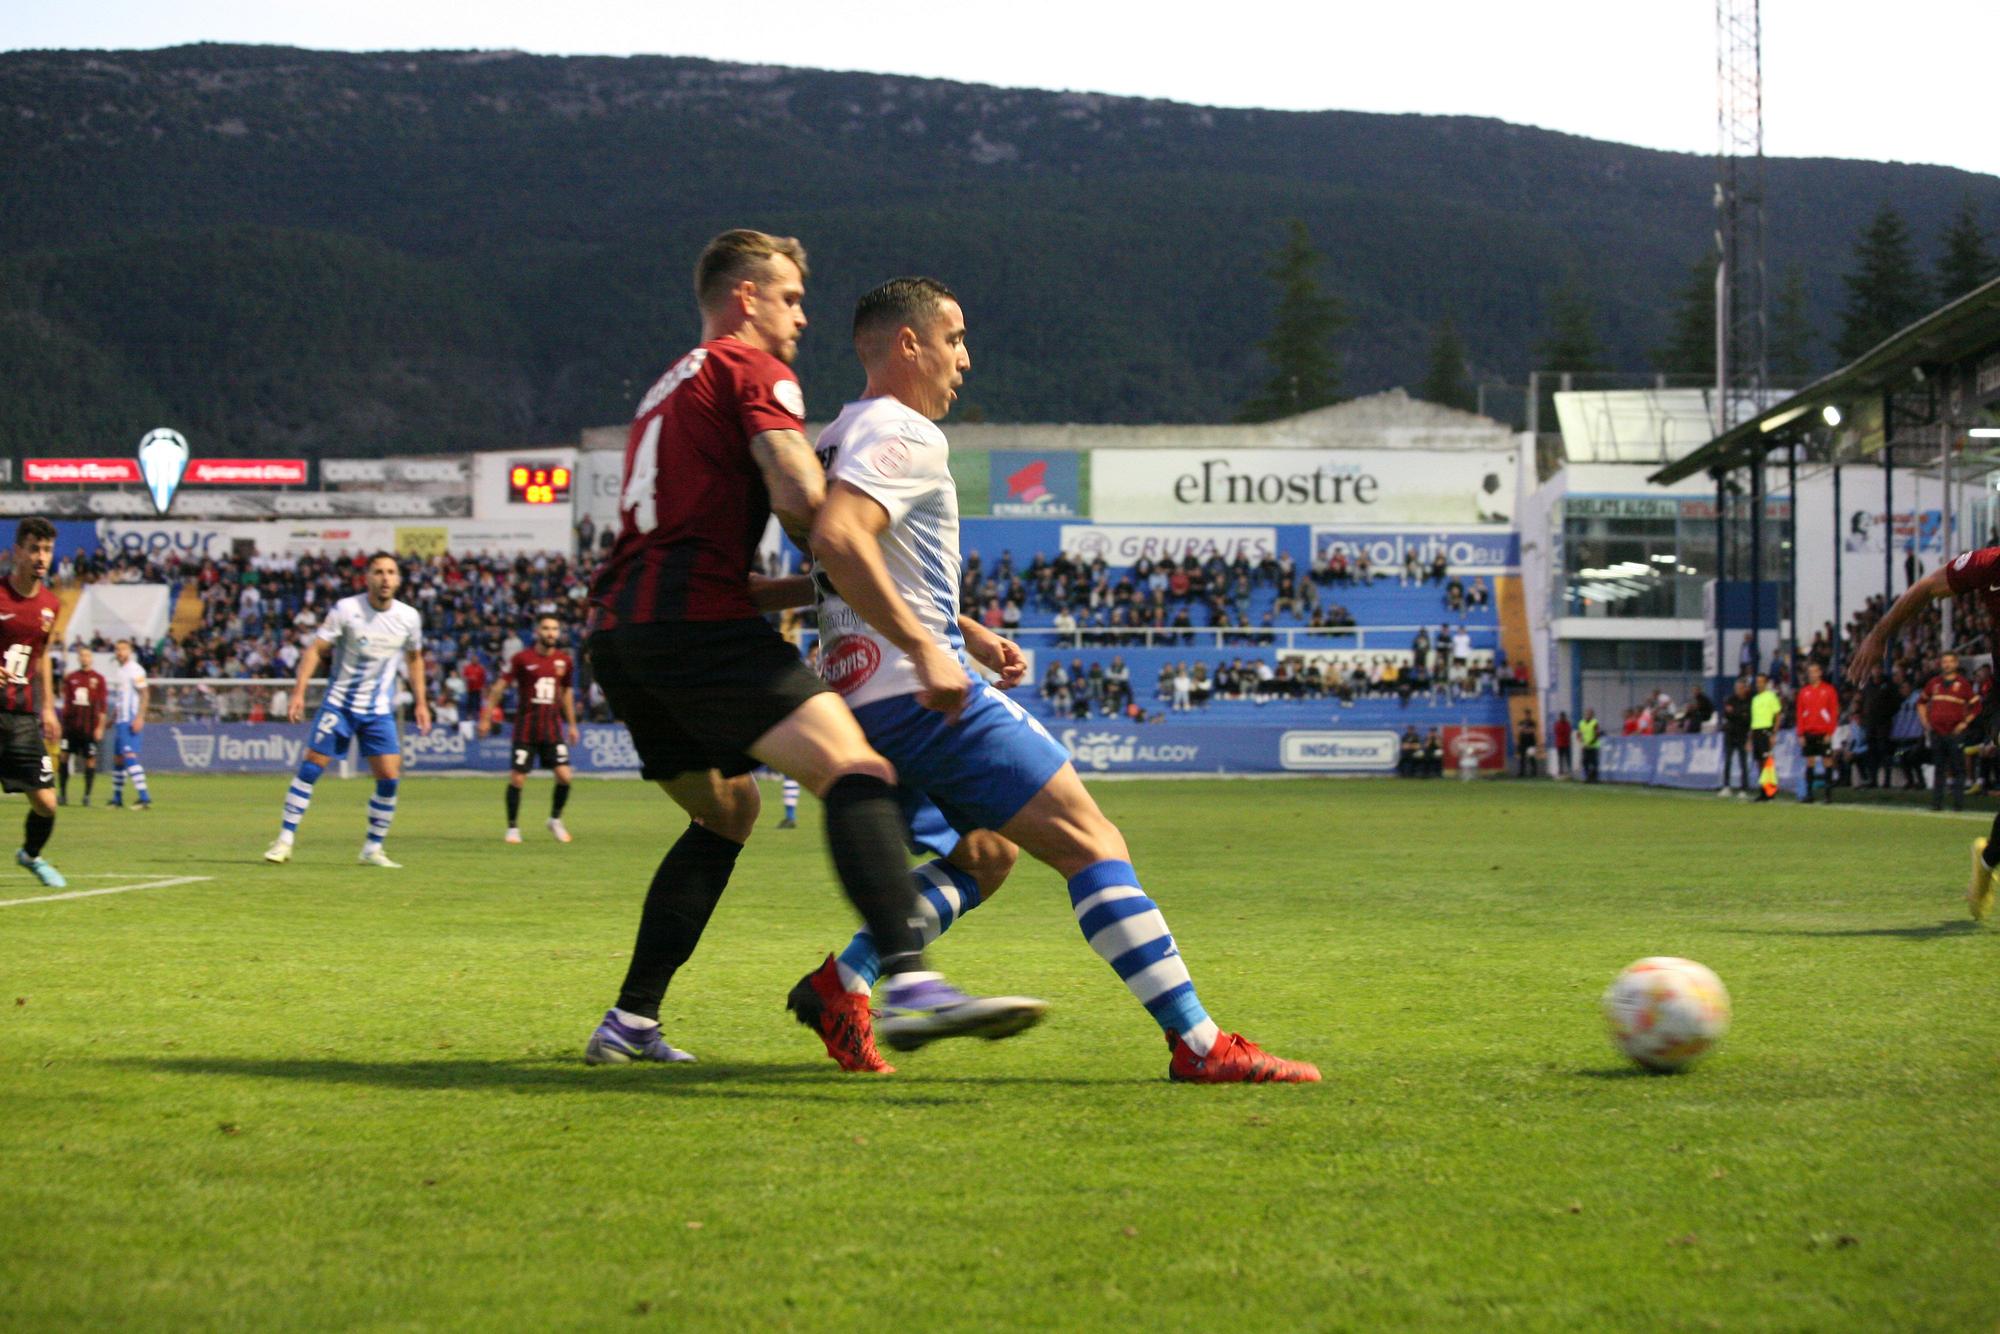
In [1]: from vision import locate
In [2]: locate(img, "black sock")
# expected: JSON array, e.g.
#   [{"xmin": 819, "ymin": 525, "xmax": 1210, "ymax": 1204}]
[
  {"xmin": 822, "ymin": 773, "xmax": 926, "ymax": 976},
  {"xmin": 614, "ymin": 823, "xmax": 743, "ymax": 1019},
  {"xmin": 551, "ymin": 782, "xmax": 570, "ymax": 819},
  {"xmin": 23, "ymin": 811, "xmax": 53, "ymax": 859},
  {"xmin": 1986, "ymin": 811, "xmax": 2000, "ymax": 869},
  {"xmin": 56, "ymin": 763, "xmax": 67, "ymax": 803},
  {"xmin": 505, "ymin": 784, "xmax": 521, "ymax": 827},
  {"xmin": 83, "ymin": 768, "xmax": 94, "ymax": 799}
]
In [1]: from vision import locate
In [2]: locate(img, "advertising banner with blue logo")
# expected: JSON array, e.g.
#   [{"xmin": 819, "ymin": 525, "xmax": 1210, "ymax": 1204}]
[
  {"xmin": 1599, "ymin": 733, "xmax": 1799, "ymax": 791},
  {"xmin": 141, "ymin": 718, "xmax": 1428, "ymax": 777},
  {"xmin": 143, "ymin": 722, "xmax": 646, "ymax": 774},
  {"xmin": 990, "ymin": 451, "xmax": 1083, "ymax": 518},
  {"xmin": 1311, "ymin": 527, "xmax": 1521, "ymax": 572},
  {"xmin": 1053, "ymin": 723, "xmax": 1406, "ymax": 775}
]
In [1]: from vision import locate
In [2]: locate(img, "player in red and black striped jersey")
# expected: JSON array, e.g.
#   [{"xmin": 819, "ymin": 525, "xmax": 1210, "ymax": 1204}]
[
  {"xmin": 57, "ymin": 645, "xmax": 108, "ymax": 807},
  {"xmin": 0, "ymin": 518, "xmax": 66, "ymax": 887},
  {"xmin": 575, "ymin": 228, "xmax": 1031, "ymax": 1067},
  {"xmin": 1853, "ymin": 544, "xmax": 2000, "ymax": 920},
  {"xmin": 479, "ymin": 614, "xmax": 578, "ymax": 844}
]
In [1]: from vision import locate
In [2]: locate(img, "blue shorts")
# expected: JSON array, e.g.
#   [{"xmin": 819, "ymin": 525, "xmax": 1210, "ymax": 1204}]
[
  {"xmin": 853, "ymin": 684, "xmax": 1070, "ymax": 849},
  {"xmin": 307, "ymin": 703, "xmax": 401, "ymax": 759},
  {"xmin": 906, "ymin": 797, "xmax": 959, "ymax": 859},
  {"xmin": 112, "ymin": 722, "xmax": 140, "ymax": 761}
]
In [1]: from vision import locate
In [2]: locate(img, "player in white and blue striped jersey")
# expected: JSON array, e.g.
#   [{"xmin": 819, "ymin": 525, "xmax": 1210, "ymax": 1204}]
[
  {"xmin": 106, "ymin": 639, "xmax": 152, "ymax": 810},
  {"xmin": 787, "ymin": 278, "xmax": 1318, "ymax": 1082},
  {"xmin": 264, "ymin": 553, "xmax": 431, "ymax": 868}
]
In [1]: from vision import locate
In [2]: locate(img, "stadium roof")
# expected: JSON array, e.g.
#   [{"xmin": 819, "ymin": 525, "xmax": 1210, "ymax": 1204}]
[{"xmin": 1650, "ymin": 274, "xmax": 2000, "ymax": 485}]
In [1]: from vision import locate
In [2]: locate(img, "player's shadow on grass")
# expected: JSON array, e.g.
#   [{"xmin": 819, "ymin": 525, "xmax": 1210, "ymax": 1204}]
[
  {"xmin": 115, "ymin": 1055, "xmax": 975, "ymax": 1105},
  {"xmin": 1720, "ymin": 919, "xmax": 1979, "ymax": 940},
  {"xmin": 116, "ymin": 1056, "xmax": 1141, "ymax": 1097}
]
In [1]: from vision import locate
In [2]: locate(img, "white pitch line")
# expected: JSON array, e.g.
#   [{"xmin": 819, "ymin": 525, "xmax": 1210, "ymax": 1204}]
[{"xmin": 0, "ymin": 874, "xmax": 212, "ymax": 909}]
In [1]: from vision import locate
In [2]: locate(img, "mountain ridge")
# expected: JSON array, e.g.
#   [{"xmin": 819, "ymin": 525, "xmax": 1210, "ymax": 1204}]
[{"xmin": 2, "ymin": 43, "xmax": 1994, "ymax": 453}]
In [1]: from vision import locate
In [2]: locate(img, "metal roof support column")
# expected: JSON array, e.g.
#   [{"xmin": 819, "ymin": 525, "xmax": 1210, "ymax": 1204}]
[
  {"xmin": 1715, "ymin": 468, "xmax": 1728, "ymax": 690},
  {"xmin": 1883, "ymin": 393, "xmax": 1894, "ymax": 615},
  {"xmin": 1831, "ymin": 463, "xmax": 1842, "ymax": 680},
  {"xmin": 1750, "ymin": 446, "xmax": 1764, "ymax": 674},
  {"xmin": 1786, "ymin": 441, "xmax": 1798, "ymax": 676}
]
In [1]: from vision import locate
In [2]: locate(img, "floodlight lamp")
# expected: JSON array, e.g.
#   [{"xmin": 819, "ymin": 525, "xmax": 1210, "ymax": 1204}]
[{"xmin": 1820, "ymin": 405, "xmax": 1842, "ymax": 427}]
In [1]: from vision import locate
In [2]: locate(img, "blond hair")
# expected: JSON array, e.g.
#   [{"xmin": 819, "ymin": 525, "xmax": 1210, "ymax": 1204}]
[{"xmin": 695, "ymin": 229, "xmax": 809, "ymax": 311}]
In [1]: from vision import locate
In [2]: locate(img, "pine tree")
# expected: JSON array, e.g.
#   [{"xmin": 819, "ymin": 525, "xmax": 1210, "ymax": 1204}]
[
  {"xmin": 1236, "ymin": 219, "xmax": 1349, "ymax": 423},
  {"xmin": 1936, "ymin": 197, "xmax": 1996, "ymax": 304},
  {"xmin": 1769, "ymin": 265, "xmax": 1815, "ymax": 383},
  {"xmin": 1652, "ymin": 251, "xmax": 1718, "ymax": 379},
  {"xmin": 1417, "ymin": 319, "xmax": 1476, "ymax": 411},
  {"xmin": 1836, "ymin": 203, "xmax": 1931, "ymax": 361},
  {"xmin": 1537, "ymin": 283, "xmax": 1605, "ymax": 374}
]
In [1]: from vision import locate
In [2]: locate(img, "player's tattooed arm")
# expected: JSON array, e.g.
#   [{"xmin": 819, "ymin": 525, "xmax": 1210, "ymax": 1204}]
[
  {"xmin": 289, "ymin": 640, "xmax": 326, "ymax": 724},
  {"xmin": 750, "ymin": 429, "xmax": 826, "ymax": 550},
  {"xmin": 813, "ymin": 481, "xmax": 973, "ymax": 720},
  {"xmin": 477, "ymin": 674, "xmax": 507, "ymax": 737},
  {"xmin": 1848, "ymin": 566, "xmax": 1952, "ymax": 686},
  {"xmin": 959, "ymin": 616, "xmax": 1028, "ymax": 690},
  {"xmin": 37, "ymin": 642, "xmax": 58, "ymax": 745},
  {"xmin": 405, "ymin": 649, "xmax": 431, "ymax": 735},
  {"xmin": 559, "ymin": 675, "xmax": 579, "ymax": 745},
  {"xmin": 748, "ymin": 573, "xmax": 816, "ymax": 612}
]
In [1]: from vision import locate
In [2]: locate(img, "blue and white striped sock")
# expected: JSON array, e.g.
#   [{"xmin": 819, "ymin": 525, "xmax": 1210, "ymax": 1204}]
[
  {"xmin": 1068, "ymin": 859, "xmax": 1220, "ymax": 1055},
  {"xmin": 364, "ymin": 778, "xmax": 398, "ymax": 849},
  {"xmin": 112, "ymin": 765, "xmax": 125, "ymax": 803},
  {"xmin": 279, "ymin": 759, "xmax": 324, "ymax": 845},
  {"xmin": 130, "ymin": 764, "xmax": 149, "ymax": 800},
  {"xmin": 835, "ymin": 858, "xmax": 983, "ymax": 994},
  {"xmin": 782, "ymin": 778, "xmax": 799, "ymax": 822}
]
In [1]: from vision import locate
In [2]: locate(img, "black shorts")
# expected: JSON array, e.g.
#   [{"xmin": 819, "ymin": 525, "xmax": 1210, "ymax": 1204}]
[
  {"xmin": 60, "ymin": 728, "xmax": 96, "ymax": 761},
  {"xmin": 587, "ymin": 619, "xmax": 829, "ymax": 781},
  {"xmin": 511, "ymin": 741, "xmax": 570, "ymax": 773},
  {"xmin": 1750, "ymin": 729, "xmax": 1773, "ymax": 760},
  {"xmin": 0, "ymin": 713, "xmax": 54, "ymax": 794},
  {"xmin": 1801, "ymin": 734, "xmax": 1830, "ymax": 759}
]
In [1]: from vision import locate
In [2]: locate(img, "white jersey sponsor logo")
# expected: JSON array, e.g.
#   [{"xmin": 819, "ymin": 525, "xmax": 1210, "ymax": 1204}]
[
  {"xmin": 812, "ymin": 397, "xmax": 967, "ymax": 710},
  {"xmin": 316, "ymin": 595, "xmax": 424, "ymax": 715}
]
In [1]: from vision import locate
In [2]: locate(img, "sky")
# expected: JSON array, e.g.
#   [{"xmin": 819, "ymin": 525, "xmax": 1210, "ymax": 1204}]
[{"xmin": 7, "ymin": 1, "xmax": 1995, "ymax": 176}]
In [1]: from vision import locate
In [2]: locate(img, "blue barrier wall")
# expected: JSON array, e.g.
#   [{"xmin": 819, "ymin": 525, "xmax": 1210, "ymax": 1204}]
[
  {"xmin": 139, "ymin": 718, "xmax": 1431, "ymax": 776},
  {"xmin": 142, "ymin": 722, "xmax": 644, "ymax": 775},
  {"xmin": 1597, "ymin": 732, "xmax": 1800, "ymax": 790}
]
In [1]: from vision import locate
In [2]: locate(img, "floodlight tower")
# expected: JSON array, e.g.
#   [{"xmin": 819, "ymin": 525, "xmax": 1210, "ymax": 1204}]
[
  {"xmin": 1715, "ymin": 0, "xmax": 1766, "ymax": 432},
  {"xmin": 1716, "ymin": 0, "xmax": 1769, "ymax": 660}
]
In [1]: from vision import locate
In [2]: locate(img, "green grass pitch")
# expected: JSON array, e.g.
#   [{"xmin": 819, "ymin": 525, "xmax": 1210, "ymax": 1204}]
[{"xmin": 3, "ymin": 774, "xmax": 1996, "ymax": 1329}]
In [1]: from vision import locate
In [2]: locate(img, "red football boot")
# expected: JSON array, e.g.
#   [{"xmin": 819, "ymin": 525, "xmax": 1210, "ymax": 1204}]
[
  {"xmin": 787, "ymin": 954, "xmax": 894, "ymax": 1074},
  {"xmin": 1168, "ymin": 1030, "xmax": 1320, "ymax": 1084}
]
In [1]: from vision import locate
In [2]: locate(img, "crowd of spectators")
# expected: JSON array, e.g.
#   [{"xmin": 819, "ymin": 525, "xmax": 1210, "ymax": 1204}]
[
  {"xmin": 1578, "ymin": 577, "xmax": 2000, "ymax": 802},
  {"xmin": 52, "ymin": 547, "xmax": 618, "ymax": 726},
  {"xmin": 957, "ymin": 545, "xmax": 1485, "ymax": 647},
  {"xmin": 1037, "ymin": 641, "xmax": 1510, "ymax": 718}
]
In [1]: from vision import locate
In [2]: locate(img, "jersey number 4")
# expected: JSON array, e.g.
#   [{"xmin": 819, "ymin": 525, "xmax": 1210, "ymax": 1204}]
[{"xmin": 621, "ymin": 348, "xmax": 709, "ymax": 536}]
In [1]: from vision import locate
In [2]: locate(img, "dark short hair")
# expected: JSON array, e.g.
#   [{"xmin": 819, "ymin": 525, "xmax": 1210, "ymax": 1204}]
[
  {"xmin": 853, "ymin": 277, "xmax": 957, "ymax": 343},
  {"xmin": 535, "ymin": 613, "xmax": 562, "ymax": 626},
  {"xmin": 695, "ymin": 229, "xmax": 809, "ymax": 310},
  {"xmin": 15, "ymin": 517, "xmax": 55, "ymax": 546},
  {"xmin": 366, "ymin": 552, "xmax": 398, "ymax": 570}
]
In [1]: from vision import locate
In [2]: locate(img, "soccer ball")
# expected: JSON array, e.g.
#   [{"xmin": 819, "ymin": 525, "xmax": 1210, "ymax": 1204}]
[{"xmin": 1601, "ymin": 957, "xmax": 1731, "ymax": 1072}]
